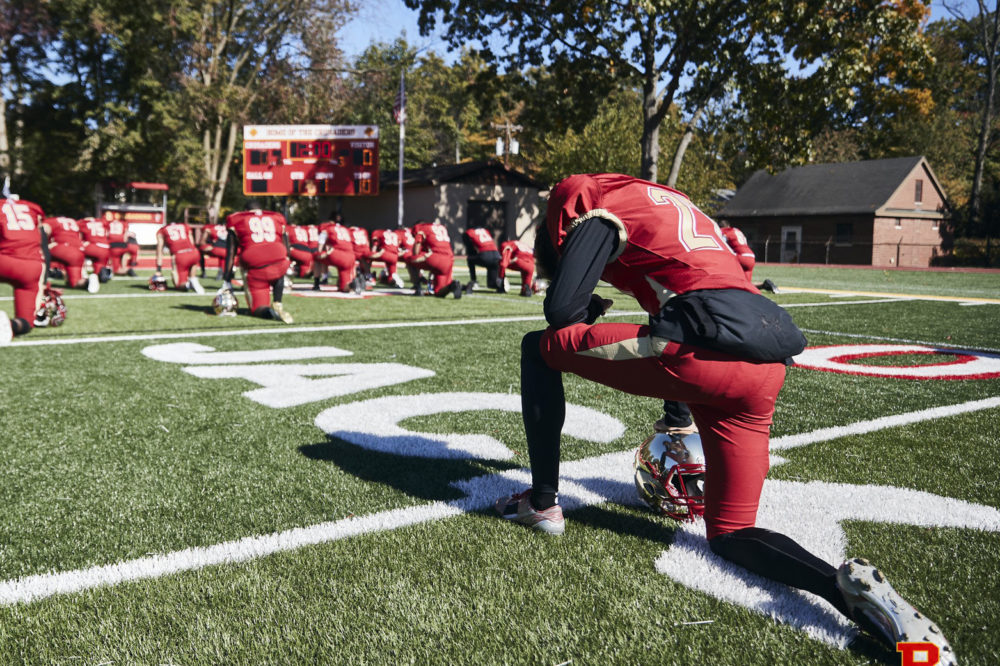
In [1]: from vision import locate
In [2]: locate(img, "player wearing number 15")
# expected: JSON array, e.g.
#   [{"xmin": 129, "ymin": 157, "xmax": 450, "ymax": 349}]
[
  {"xmin": 0, "ymin": 196, "xmax": 46, "ymax": 343},
  {"xmin": 224, "ymin": 209, "xmax": 293, "ymax": 322},
  {"xmin": 155, "ymin": 221, "xmax": 203, "ymax": 293}
]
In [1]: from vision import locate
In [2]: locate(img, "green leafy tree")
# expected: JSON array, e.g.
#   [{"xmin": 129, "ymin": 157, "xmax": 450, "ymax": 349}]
[{"xmin": 404, "ymin": 0, "xmax": 934, "ymax": 184}]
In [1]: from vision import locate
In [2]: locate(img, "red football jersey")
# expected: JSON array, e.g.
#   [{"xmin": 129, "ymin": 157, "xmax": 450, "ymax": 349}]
[
  {"xmin": 225, "ymin": 209, "xmax": 287, "ymax": 268},
  {"xmin": 371, "ymin": 229, "xmax": 400, "ymax": 259},
  {"xmin": 350, "ymin": 226, "xmax": 370, "ymax": 250},
  {"xmin": 721, "ymin": 226, "xmax": 755, "ymax": 277},
  {"xmin": 104, "ymin": 213, "xmax": 129, "ymax": 244},
  {"xmin": 465, "ymin": 227, "xmax": 498, "ymax": 253},
  {"xmin": 413, "ymin": 221, "xmax": 453, "ymax": 256},
  {"xmin": 399, "ymin": 227, "xmax": 415, "ymax": 252},
  {"xmin": 546, "ymin": 173, "xmax": 753, "ymax": 315},
  {"xmin": 500, "ymin": 240, "xmax": 533, "ymax": 259},
  {"xmin": 289, "ymin": 225, "xmax": 311, "ymax": 246},
  {"xmin": 157, "ymin": 222, "xmax": 197, "ymax": 254},
  {"xmin": 0, "ymin": 198, "xmax": 45, "ymax": 259},
  {"xmin": 319, "ymin": 222, "xmax": 354, "ymax": 253},
  {"xmin": 305, "ymin": 224, "xmax": 320, "ymax": 250},
  {"xmin": 45, "ymin": 216, "xmax": 85, "ymax": 249},
  {"xmin": 79, "ymin": 217, "xmax": 110, "ymax": 246}
]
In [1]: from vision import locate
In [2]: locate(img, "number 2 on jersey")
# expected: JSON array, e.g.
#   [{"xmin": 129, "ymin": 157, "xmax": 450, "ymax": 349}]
[{"xmin": 646, "ymin": 186, "xmax": 725, "ymax": 252}]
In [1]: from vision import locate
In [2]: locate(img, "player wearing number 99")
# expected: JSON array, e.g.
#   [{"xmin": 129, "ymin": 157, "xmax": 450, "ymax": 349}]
[
  {"xmin": 224, "ymin": 209, "xmax": 293, "ymax": 323},
  {"xmin": 494, "ymin": 173, "xmax": 955, "ymax": 662},
  {"xmin": 0, "ymin": 196, "xmax": 46, "ymax": 343}
]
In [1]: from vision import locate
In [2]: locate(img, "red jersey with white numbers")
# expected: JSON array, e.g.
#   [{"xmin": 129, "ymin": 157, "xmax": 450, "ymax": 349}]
[
  {"xmin": 721, "ymin": 226, "xmax": 755, "ymax": 278},
  {"xmin": 414, "ymin": 222, "xmax": 453, "ymax": 256},
  {"xmin": 319, "ymin": 222, "xmax": 354, "ymax": 253},
  {"xmin": 350, "ymin": 226, "xmax": 371, "ymax": 255},
  {"xmin": 399, "ymin": 227, "xmax": 415, "ymax": 252},
  {"xmin": 79, "ymin": 217, "xmax": 111, "ymax": 247},
  {"xmin": 288, "ymin": 225, "xmax": 312, "ymax": 247},
  {"xmin": 465, "ymin": 227, "xmax": 497, "ymax": 253},
  {"xmin": 202, "ymin": 223, "xmax": 227, "ymax": 247},
  {"xmin": 371, "ymin": 229, "xmax": 401, "ymax": 259},
  {"xmin": 225, "ymin": 209, "xmax": 287, "ymax": 268},
  {"xmin": 157, "ymin": 222, "xmax": 197, "ymax": 254},
  {"xmin": 500, "ymin": 240, "xmax": 533, "ymax": 260},
  {"xmin": 104, "ymin": 214, "xmax": 129, "ymax": 244},
  {"xmin": 305, "ymin": 224, "xmax": 320, "ymax": 250},
  {"xmin": 45, "ymin": 217, "xmax": 85, "ymax": 249},
  {"xmin": 546, "ymin": 173, "xmax": 754, "ymax": 315},
  {"xmin": 0, "ymin": 198, "xmax": 45, "ymax": 259}
]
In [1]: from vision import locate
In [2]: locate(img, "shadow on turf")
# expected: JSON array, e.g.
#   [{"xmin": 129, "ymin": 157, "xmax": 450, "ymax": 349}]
[{"xmin": 300, "ymin": 437, "xmax": 518, "ymax": 503}]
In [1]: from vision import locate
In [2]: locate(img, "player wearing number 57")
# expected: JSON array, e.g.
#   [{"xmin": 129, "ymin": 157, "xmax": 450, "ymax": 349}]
[{"xmin": 223, "ymin": 209, "xmax": 293, "ymax": 323}]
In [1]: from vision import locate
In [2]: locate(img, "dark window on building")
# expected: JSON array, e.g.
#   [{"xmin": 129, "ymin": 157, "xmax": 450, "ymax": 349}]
[
  {"xmin": 915, "ymin": 179, "xmax": 923, "ymax": 203},
  {"xmin": 835, "ymin": 223, "xmax": 853, "ymax": 245}
]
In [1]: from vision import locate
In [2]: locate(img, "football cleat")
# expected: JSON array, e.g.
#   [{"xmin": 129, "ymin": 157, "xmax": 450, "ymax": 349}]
[
  {"xmin": 98, "ymin": 266, "xmax": 113, "ymax": 283},
  {"xmin": 494, "ymin": 489, "xmax": 565, "ymax": 535},
  {"xmin": 450, "ymin": 280, "xmax": 463, "ymax": 299},
  {"xmin": 499, "ymin": 277, "xmax": 510, "ymax": 294},
  {"xmin": 759, "ymin": 278, "xmax": 780, "ymax": 294},
  {"xmin": 391, "ymin": 273, "xmax": 405, "ymax": 289},
  {"xmin": 634, "ymin": 431, "xmax": 706, "ymax": 521},
  {"xmin": 213, "ymin": 288, "xmax": 238, "ymax": 316},
  {"xmin": 837, "ymin": 558, "xmax": 956, "ymax": 664},
  {"xmin": 87, "ymin": 273, "xmax": 100, "ymax": 294},
  {"xmin": 464, "ymin": 280, "xmax": 478, "ymax": 294},
  {"xmin": 188, "ymin": 276, "xmax": 205, "ymax": 294},
  {"xmin": 272, "ymin": 302, "xmax": 294, "ymax": 324}
]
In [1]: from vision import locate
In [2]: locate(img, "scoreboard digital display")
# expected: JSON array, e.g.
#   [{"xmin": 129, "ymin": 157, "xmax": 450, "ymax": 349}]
[{"xmin": 242, "ymin": 125, "xmax": 379, "ymax": 197}]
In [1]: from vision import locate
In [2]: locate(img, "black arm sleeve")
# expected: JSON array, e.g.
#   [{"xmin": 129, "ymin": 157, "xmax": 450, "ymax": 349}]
[{"xmin": 542, "ymin": 218, "xmax": 618, "ymax": 329}]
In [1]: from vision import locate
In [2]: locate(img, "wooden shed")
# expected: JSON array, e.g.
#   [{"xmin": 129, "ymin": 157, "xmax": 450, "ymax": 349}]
[{"xmin": 716, "ymin": 156, "xmax": 950, "ymax": 268}]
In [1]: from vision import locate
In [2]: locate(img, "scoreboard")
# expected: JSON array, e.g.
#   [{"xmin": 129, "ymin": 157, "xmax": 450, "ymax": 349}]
[{"xmin": 242, "ymin": 125, "xmax": 379, "ymax": 197}]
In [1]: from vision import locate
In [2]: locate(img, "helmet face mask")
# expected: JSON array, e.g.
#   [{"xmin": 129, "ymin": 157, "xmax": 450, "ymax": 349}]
[
  {"xmin": 634, "ymin": 432, "xmax": 706, "ymax": 521},
  {"xmin": 34, "ymin": 286, "xmax": 67, "ymax": 327},
  {"xmin": 149, "ymin": 275, "xmax": 168, "ymax": 291}
]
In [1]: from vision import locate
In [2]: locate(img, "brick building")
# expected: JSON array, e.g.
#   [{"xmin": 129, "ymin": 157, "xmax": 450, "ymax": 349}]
[{"xmin": 717, "ymin": 156, "xmax": 951, "ymax": 268}]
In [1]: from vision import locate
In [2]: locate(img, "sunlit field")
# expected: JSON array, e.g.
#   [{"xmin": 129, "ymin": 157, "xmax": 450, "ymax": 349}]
[{"xmin": 1, "ymin": 264, "xmax": 998, "ymax": 665}]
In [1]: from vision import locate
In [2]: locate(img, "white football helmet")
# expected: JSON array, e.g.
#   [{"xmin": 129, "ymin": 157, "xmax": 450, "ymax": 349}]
[
  {"xmin": 149, "ymin": 274, "xmax": 168, "ymax": 291},
  {"xmin": 634, "ymin": 431, "xmax": 706, "ymax": 521},
  {"xmin": 213, "ymin": 289, "xmax": 238, "ymax": 316}
]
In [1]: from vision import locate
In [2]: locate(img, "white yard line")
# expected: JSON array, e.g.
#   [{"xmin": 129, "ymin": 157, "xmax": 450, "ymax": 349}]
[
  {"xmin": 797, "ymin": 328, "xmax": 1000, "ymax": 354},
  {"xmin": 0, "ymin": 395, "xmax": 994, "ymax": 606}
]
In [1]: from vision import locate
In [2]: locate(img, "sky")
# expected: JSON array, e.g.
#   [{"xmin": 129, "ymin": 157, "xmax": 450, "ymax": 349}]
[{"xmin": 336, "ymin": 0, "xmax": 984, "ymax": 64}]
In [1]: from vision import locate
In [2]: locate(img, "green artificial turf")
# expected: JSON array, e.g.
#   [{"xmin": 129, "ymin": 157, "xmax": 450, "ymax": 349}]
[{"xmin": 0, "ymin": 265, "xmax": 998, "ymax": 665}]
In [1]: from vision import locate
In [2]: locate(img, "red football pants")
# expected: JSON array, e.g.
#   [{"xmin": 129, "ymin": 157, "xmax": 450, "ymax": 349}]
[
  {"xmin": 0, "ymin": 254, "xmax": 44, "ymax": 322},
  {"xmin": 410, "ymin": 252, "xmax": 454, "ymax": 292},
  {"xmin": 242, "ymin": 259, "xmax": 290, "ymax": 311},
  {"xmin": 49, "ymin": 243, "xmax": 86, "ymax": 287},
  {"xmin": 171, "ymin": 249, "xmax": 200, "ymax": 287},
  {"xmin": 539, "ymin": 321, "xmax": 786, "ymax": 540},
  {"xmin": 317, "ymin": 249, "xmax": 356, "ymax": 292}
]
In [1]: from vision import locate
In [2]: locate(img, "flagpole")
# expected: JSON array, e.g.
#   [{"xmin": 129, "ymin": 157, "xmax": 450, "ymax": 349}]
[{"xmin": 396, "ymin": 70, "xmax": 405, "ymax": 229}]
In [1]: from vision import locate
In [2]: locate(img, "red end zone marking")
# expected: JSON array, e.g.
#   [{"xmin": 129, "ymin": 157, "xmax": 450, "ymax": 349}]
[{"xmin": 794, "ymin": 344, "xmax": 1000, "ymax": 380}]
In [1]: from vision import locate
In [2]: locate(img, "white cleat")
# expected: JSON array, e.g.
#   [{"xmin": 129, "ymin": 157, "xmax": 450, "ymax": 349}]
[
  {"xmin": 87, "ymin": 273, "xmax": 100, "ymax": 294},
  {"xmin": 188, "ymin": 276, "xmax": 205, "ymax": 294},
  {"xmin": 837, "ymin": 558, "xmax": 957, "ymax": 665}
]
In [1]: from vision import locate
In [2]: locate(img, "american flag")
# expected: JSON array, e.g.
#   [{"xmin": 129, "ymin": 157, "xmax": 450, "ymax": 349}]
[{"xmin": 392, "ymin": 73, "xmax": 406, "ymax": 124}]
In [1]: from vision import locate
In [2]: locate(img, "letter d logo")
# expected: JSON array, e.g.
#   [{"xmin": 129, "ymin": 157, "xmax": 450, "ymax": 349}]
[{"xmin": 897, "ymin": 642, "xmax": 940, "ymax": 666}]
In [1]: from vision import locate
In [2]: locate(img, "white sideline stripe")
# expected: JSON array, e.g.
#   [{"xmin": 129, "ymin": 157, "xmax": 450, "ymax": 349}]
[
  {"xmin": 779, "ymin": 286, "xmax": 1000, "ymax": 305},
  {"xmin": 771, "ymin": 396, "xmax": 1000, "ymax": 451},
  {"xmin": 0, "ymin": 502, "xmax": 465, "ymax": 605},
  {"xmin": 798, "ymin": 328, "xmax": 1000, "ymax": 354},
  {"xmin": 781, "ymin": 298, "xmax": 913, "ymax": 308},
  {"xmin": 6, "ymin": 311, "xmax": 647, "ymax": 347},
  {"xmin": 0, "ymin": 395, "xmax": 995, "ymax": 606}
]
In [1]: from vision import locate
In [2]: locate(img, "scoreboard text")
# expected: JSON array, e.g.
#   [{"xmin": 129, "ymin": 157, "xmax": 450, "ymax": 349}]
[{"xmin": 242, "ymin": 125, "xmax": 379, "ymax": 197}]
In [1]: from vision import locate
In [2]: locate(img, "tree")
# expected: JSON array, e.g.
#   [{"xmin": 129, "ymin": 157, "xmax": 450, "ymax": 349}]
[
  {"xmin": 941, "ymin": 1, "xmax": 1000, "ymax": 228},
  {"xmin": 404, "ymin": 0, "xmax": 933, "ymax": 183},
  {"xmin": 0, "ymin": 0, "xmax": 52, "ymax": 184}
]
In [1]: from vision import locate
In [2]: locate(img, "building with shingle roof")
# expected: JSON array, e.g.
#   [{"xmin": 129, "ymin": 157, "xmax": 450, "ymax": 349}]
[{"xmin": 717, "ymin": 156, "xmax": 950, "ymax": 267}]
